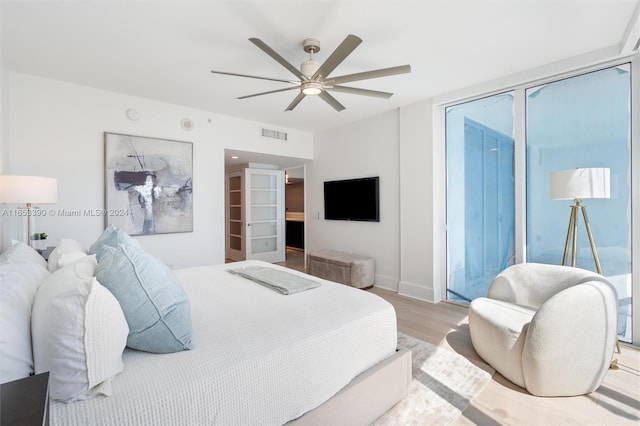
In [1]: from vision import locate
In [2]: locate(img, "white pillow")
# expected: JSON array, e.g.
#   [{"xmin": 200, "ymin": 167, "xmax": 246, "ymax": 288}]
[
  {"xmin": 0, "ymin": 262, "xmax": 50, "ymax": 384},
  {"xmin": 0, "ymin": 240, "xmax": 47, "ymax": 270},
  {"xmin": 47, "ymin": 239, "xmax": 88, "ymax": 272},
  {"xmin": 32, "ymin": 255, "xmax": 129, "ymax": 402}
]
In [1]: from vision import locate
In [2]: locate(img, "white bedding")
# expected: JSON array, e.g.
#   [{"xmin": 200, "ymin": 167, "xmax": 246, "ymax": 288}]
[{"xmin": 51, "ymin": 260, "xmax": 397, "ymax": 425}]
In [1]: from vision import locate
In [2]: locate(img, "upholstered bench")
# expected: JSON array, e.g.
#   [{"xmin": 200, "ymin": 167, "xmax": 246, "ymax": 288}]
[{"xmin": 307, "ymin": 250, "xmax": 375, "ymax": 289}]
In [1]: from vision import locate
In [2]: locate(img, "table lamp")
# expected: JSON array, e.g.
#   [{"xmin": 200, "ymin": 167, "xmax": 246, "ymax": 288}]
[
  {"xmin": 549, "ymin": 168, "xmax": 610, "ymax": 274},
  {"xmin": 0, "ymin": 175, "xmax": 58, "ymax": 246}
]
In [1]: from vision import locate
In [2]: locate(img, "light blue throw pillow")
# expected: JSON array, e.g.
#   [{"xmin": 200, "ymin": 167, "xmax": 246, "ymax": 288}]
[
  {"xmin": 89, "ymin": 225, "xmax": 140, "ymax": 261},
  {"xmin": 95, "ymin": 244, "xmax": 192, "ymax": 353}
]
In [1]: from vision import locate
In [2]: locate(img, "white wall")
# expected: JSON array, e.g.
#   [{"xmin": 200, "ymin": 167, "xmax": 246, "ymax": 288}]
[
  {"xmin": 0, "ymin": 4, "xmax": 5, "ymax": 247},
  {"xmin": 306, "ymin": 110, "xmax": 401, "ymax": 290},
  {"xmin": 0, "ymin": 1, "xmax": 6, "ymax": 171},
  {"xmin": 398, "ymin": 99, "xmax": 439, "ymax": 301},
  {"xmin": 0, "ymin": 72, "xmax": 6, "ymax": 173},
  {"xmin": 305, "ymin": 101, "xmax": 440, "ymax": 301},
  {"xmin": 0, "ymin": 2, "xmax": 4, "ymax": 171},
  {"xmin": 3, "ymin": 73, "xmax": 313, "ymax": 268}
]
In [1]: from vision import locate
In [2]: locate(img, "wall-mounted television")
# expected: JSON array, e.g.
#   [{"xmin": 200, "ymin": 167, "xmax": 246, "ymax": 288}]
[{"xmin": 324, "ymin": 176, "xmax": 380, "ymax": 222}]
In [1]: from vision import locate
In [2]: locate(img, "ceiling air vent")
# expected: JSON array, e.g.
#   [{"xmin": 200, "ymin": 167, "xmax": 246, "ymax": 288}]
[{"xmin": 261, "ymin": 128, "xmax": 288, "ymax": 141}]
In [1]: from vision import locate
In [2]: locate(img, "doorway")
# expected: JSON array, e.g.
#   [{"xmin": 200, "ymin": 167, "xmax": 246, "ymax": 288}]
[
  {"xmin": 284, "ymin": 165, "xmax": 305, "ymax": 272},
  {"xmin": 224, "ymin": 149, "xmax": 307, "ymax": 270}
]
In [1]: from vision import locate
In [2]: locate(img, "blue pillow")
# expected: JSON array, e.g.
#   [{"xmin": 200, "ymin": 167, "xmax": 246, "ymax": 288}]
[
  {"xmin": 89, "ymin": 225, "xmax": 140, "ymax": 261},
  {"xmin": 95, "ymin": 244, "xmax": 192, "ymax": 353}
]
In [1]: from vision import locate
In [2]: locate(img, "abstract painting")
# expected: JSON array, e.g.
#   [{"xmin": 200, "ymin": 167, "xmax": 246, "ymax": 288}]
[{"xmin": 104, "ymin": 132, "xmax": 193, "ymax": 235}]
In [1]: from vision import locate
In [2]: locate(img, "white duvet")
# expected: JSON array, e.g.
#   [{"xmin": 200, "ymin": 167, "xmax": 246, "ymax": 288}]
[{"xmin": 51, "ymin": 260, "xmax": 397, "ymax": 425}]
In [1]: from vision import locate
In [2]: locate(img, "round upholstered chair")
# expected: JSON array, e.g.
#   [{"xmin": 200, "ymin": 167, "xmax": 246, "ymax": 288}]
[{"xmin": 469, "ymin": 263, "xmax": 618, "ymax": 397}]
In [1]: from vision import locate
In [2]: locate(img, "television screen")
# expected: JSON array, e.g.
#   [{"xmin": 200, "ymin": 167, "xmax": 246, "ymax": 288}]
[{"xmin": 324, "ymin": 177, "xmax": 380, "ymax": 222}]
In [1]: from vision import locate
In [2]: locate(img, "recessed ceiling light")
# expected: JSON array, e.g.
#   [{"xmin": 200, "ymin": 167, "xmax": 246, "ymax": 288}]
[{"xmin": 231, "ymin": 156, "xmax": 239, "ymax": 159}]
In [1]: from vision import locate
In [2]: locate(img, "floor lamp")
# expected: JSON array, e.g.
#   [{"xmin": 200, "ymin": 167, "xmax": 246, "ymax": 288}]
[
  {"xmin": 0, "ymin": 175, "xmax": 58, "ymax": 246},
  {"xmin": 549, "ymin": 168, "xmax": 610, "ymax": 274}
]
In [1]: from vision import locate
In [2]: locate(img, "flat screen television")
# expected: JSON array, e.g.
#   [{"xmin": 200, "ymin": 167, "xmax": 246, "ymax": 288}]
[{"xmin": 324, "ymin": 176, "xmax": 380, "ymax": 222}]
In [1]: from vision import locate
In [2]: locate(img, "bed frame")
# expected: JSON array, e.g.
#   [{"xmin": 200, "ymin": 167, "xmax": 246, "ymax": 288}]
[{"xmin": 288, "ymin": 348, "xmax": 412, "ymax": 425}]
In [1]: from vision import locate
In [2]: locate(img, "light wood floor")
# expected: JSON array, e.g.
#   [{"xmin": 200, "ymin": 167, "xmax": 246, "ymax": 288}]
[{"xmin": 277, "ymin": 255, "xmax": 640, "ymax": 424}]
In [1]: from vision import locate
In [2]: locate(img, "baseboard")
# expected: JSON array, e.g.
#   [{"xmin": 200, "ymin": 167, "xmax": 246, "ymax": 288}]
[
  {"xmin": 398, "ymin": 280, "xmax": 435, "ymax": 302},
  {"xmin": 374, "ymin": 274, "xmax": 399, "ymax": 292}
]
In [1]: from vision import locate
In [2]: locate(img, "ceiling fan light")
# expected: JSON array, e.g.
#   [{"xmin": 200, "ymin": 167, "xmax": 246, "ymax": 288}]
[{"xmin": 301, "ymin": 81, "xmax": 323, "ymax": 96}]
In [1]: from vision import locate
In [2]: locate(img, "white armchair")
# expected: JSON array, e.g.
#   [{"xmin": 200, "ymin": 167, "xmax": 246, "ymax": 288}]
[{"xmin": 469, "ymin": 263, "xmax": 618, "ymax": 397}]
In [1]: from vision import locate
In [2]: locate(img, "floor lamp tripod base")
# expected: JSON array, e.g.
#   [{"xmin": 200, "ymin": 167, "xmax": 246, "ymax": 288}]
[
  {"xmin": 560, "ymin": 199, "xmax": 620, "ymax": 356},
  {"xmin": 561, "ymin": 199, "xmax": 603, "ymax": 275}
]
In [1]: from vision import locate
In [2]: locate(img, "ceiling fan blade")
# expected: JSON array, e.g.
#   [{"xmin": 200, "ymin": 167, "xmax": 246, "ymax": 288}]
[
  {"xmin": 329, "ymin": 85, "xmax": 393, "ymax": 99},
  {"xmin": 237, "ymin": 86, "xmax": 299, "ymax": 100},
  {"xmin": 318, "ymin": 91, "xmax": 346, "ymax": 112},
  {"xmin": 211, "ymin": 70, "xmax": 297, "ymax": 84},
  {"xmin": 312, "ymin": 34, "xmax": 362, "ymax": 80},
  {"xmin": 285, "ymin": 92, "xmax": 306, "ymax": 111},
  {"xmin": 249, "ymin": 37, "xmax": 307, "ymax": 81},
  {"xmin": 330, "ymin": 64, "xmax": 411, "ymax": 85}
]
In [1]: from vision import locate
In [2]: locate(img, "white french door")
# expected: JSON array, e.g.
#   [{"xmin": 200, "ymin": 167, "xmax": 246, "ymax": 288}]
[{"xmin": 245, "ymin": 168, "xmax": 285, "ymax": 263}]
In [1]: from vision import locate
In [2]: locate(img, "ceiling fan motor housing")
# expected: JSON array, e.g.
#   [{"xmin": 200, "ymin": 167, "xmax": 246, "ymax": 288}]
[{"xmin": 301, "ymin": 59, "xmax": 320, "ymax": 78}]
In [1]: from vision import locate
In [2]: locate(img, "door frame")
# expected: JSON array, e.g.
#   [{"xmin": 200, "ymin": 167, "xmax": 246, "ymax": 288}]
[
  {"xmin": 223, "ymin": 151, "xmax": 309, "ymax": 264},
  {"xmin": 284, "ymin": 164, "xmax": 307, "ymax": 269}
]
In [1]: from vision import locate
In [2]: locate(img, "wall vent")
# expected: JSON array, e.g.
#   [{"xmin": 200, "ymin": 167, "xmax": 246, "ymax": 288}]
[{"xmin": 261, "ymin": 128, "xmax": 288, "ymax": 141}]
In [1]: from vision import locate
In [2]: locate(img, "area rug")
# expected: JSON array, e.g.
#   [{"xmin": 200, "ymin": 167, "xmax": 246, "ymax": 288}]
[{"xmin": 374, "ymin": 332, "xmax": 493, "ymax": 425}]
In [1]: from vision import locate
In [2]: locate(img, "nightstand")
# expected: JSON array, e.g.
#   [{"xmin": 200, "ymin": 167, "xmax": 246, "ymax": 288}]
[{"xmin": 0, "ymin": 372, "xmax": 50, "ymax": 426}]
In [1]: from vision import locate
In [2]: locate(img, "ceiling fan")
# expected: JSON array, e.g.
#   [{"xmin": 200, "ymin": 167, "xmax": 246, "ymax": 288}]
[{"xmin": 211, "ymin": 34, "xmax": 411, "ymax": 112}]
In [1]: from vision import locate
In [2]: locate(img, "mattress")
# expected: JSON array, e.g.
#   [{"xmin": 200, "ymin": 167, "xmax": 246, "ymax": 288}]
[{"xmin": 51, "ymin": 260, "xmax": 397, "ymax": 425}]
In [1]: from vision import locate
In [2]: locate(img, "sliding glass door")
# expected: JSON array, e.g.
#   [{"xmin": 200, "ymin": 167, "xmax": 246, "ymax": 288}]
[
  {"xmin": 445, "ymin": 63, "xmax": 633, "ymax": 343},
  {"xmin": 526, "ymin": 64, "xmax": 632, "ymax": 342},
  {"xmin": 445, "ymin": 93, "xmax": 515, "ymax": 302}
]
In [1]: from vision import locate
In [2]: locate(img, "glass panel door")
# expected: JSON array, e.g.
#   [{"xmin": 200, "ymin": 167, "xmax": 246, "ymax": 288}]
[
  {"xmin": 245, "ymin": 168, "xmax": 285, "ymax": 263},
  {"xmin": 526, "ymin": 64, "xmax": 632, "ymax": 342},
  {"xmin": 446, "ymin": 93, "xmax": 515, "ymax": 302}
]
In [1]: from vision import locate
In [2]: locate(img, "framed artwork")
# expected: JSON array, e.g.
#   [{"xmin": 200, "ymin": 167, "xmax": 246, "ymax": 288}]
[{"xmin": 104, "ymin": 132, "xmax": 193, "ymax": 235}]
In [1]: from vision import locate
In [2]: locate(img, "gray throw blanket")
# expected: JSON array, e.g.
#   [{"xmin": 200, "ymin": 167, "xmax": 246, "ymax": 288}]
[{"xmin": 229, "ymin": 266, "xmax": 321, "ymax": 295}]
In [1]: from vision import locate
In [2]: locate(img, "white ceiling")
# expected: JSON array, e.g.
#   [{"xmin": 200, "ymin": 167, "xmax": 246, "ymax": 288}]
[{"xmin": 2, "ymin": 0, "xmax": 637, "ymax": 136}]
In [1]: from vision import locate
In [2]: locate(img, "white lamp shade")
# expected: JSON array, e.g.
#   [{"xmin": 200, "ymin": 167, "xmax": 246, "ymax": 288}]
[
  {"xmin": 549, "ymin": 168, "xmax": 610, "ymax": 200},
  {"xmin": 0, "ymin": 175, "xmax": 58, "ymax": 205}
]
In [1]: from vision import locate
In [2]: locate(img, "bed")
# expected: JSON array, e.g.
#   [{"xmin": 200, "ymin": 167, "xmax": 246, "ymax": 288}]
[{"xmin": 1, "ymin": 236, "xmax": 410, "ymax": 426}]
